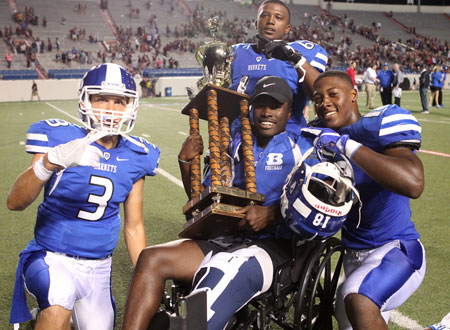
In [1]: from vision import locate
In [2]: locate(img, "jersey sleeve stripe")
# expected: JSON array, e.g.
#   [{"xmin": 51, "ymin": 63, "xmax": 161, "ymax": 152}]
[
  {"xmin": 381, "ymin": 114, "xmax": 419, "ymax": 125},
  {"xmin": 315, "ymin": 52, "xmax": 328, "ymax": 62},
  {"xmin": 26, "ymin": 133, "xmax": 48, "ymax": 141},
  {"xmin": 379, "ymin": 124, "xmax": 422, "ymax": 137},
  {"xmin": 288, "ymin": 136, "xmax": 302, "ymax": 164},
  {"xmin": 310, "ymin": 61, "xmax": 326, "ymax": 72},
  {"xmin": 25, "ymin": 145, "xmax": 49, "ymax": 153}
]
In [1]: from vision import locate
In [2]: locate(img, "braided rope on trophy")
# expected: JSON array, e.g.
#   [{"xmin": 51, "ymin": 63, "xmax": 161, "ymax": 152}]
[
  {"xmin": 219, "ymin": 116, "xmax": 232, "ymax": 187},
  {"xmin": 240, "ymin": 99, "xmax": 257, "ymax": 192},
  {"xmin": 207, "ymin": 89, "xmax": 222, "ymax": 186},
  {"xmin": 189, "ymin": 108, "xmax": 202, "ymax": 198}
]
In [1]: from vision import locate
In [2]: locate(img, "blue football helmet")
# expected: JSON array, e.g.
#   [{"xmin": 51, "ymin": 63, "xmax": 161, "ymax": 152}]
[
  {"xmin": 281, "ymin": 151, "xmax": 360, "ymax": 240},
  {"xmin": 79, "ymin": 63, "xmax": 139, "ymax": 134}
]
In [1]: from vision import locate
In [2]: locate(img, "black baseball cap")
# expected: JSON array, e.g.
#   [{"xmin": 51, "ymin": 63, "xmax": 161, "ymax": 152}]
[{"xmin": 251, "ymin": 76, "xmax": 293, "ymax": 105}]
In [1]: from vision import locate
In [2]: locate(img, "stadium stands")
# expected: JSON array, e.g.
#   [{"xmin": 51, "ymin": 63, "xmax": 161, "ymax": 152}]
[
  {"xmin": 0, "ymin": 69, "xmax": 38, "ymax": 80},
  {"xmin": 0, "ymin": 0, "xmax": 448, "ymax": 79}
]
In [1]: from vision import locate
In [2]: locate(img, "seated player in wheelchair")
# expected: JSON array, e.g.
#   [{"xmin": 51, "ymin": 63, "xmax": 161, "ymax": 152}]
[
  {"xmin": 121, "ymin": 76, "xmax": 358, "ymax": 330},
  {"xmin": 305, "ymin": 70, "xmax": 426, "ymax": 330}
]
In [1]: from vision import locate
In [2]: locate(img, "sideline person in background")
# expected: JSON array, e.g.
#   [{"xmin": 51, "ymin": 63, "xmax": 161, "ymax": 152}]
[
  {"xmin": 363, "ymin": 63, "xmax": 378, "ymax": 109},
  {"xmin": 432, "ymin": 65, "xmax": 446, "ymax": 108},
  {"xmin": 377, "ymin": 62, "xmax": 393, "ymax": 105},
  {"xmin": 30, "ymin": 80, "xmax": 41, "ymax": 101},
  {"xmin": 8, "ymin": 63, "xmax": 160, "ymax": 330},
  {"xmin": 345, "ymin": 60, "xmax": 357, "ymax": 89},
  {"xmin": 307, "ymin": 70, "xmax": 426, "ymax": 330},
  {"xmin": 392, "ymin": 63, "xmax": 404, "ymax": 106},
  {"xmin": 419, "ymin": 64, "xmax": 430, "ymax": 114},
  {"xmin": 229, "ymin": 0, "xmax": 328, "ymax": 132}
]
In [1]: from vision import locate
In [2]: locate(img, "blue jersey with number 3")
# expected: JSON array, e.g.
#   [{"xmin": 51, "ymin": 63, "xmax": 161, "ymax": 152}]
[
  {"xmin": 229, "ymin": 41, "xmax": 328, "ymax": 130},
  {"xmin": 25, "ymin": 119, "xmax": 160, "ymax": 258}
]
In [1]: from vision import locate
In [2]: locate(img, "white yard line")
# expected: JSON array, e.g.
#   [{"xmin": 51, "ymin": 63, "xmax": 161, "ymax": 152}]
[
  {"xmin": 391, "ymin": 310, "xmax": 424, "ymax": 330},
  {"xmin": 155, "ymin": 168, "xmax": 183, "ymax": 188}
]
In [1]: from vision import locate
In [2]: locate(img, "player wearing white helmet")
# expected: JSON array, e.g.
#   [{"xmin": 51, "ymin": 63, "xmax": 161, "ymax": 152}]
[
  {"xmin": 8, "ymin": 63, "xmax": 160, "ymax": 330},
  {"xmin": 281, "ymin": 150, "xmax": 360, "ymax": 241}
]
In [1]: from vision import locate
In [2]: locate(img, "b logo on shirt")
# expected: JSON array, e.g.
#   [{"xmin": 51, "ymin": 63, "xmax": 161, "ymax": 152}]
[{"xmin": 265, "ymin": 153, "xmax": 283, "ymax": 170}]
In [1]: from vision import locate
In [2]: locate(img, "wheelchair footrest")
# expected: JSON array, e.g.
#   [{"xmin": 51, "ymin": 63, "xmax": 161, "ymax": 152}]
[{"xmin": 169, "ymin": 290, "xmax": 207, "ymax": 330}]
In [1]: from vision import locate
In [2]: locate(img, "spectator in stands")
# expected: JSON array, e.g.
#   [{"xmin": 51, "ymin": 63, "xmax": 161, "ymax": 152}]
[
  {"xmin": 363, "ymin": 62, "xmax": 378, "ymax": 109},
  {"xmin": 346, "ymin": 60, "xmax": 357, "ymax": 89},
  {"xmin": 5, "ymin": 52, "xmax": 12, "ymax": 69},
  {"xmin": 392, "ymin": 63, "xmax": 404, "ymax": 107},
  {"xmin": 377, "ymin": 62, "xmax": 394, "ymax": 105},
  {"xmin": 30, "ymin": 80, "xmax": 40, "ymax": 102},
  {"xmin": 419, "ymin": 65, "xmax": 430, "ymax": 114},
  {"xmin": 229, "ymin": 0, "xmax": 328, "ymax": 132},
  {"xmin": 42, "ymin": 16, "xmax": 47, "ymax": 28}
]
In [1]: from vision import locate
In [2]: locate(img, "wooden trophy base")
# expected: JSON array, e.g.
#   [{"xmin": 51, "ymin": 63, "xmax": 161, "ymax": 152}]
[{"xmin": 179, "ymin": 186, "xmax": 265, "ymax": 239}]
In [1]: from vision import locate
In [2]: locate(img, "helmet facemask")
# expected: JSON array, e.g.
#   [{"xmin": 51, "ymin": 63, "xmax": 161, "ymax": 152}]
[{"xmin": 78, "ymin": 63, "xmax": 139, "ymax": 135}]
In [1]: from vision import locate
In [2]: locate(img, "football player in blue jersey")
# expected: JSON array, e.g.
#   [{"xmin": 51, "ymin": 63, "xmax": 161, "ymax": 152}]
[
  {"xmin": 122, "ymin": 76, "xmax": 322, "ymax": 330},
  {"xmin": 306, "ymin": 70, "xmax": 426, "ymax": 330},
  {"xmin": 7, "ymin": 63, "xmax": 160, "ymax": 330},
  {"xmin": 229, "ymin": 0, "xmax": 328, "ymax": 132}
]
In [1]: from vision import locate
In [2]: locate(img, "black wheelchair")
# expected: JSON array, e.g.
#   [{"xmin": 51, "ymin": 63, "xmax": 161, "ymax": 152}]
[{"xmin": 153, "ymin": 236, "xmax": 344, "ymax": 330}]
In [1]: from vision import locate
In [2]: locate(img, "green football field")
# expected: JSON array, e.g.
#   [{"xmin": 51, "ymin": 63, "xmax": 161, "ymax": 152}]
[{"xmin": 0, "ymin": 90, "xmax": 449, "ymax": 329}]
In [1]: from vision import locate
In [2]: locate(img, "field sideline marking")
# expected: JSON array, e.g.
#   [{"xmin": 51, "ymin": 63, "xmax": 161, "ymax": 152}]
[
  {"xmin": 46, "ymin": 102, "xmax": 79, "ymax": 121},
  {"xmin": 391, "ymin": 310, "xmax": 423, "ymax": 330},
  {"xmin": 44, "ymin": 101, "xmax": 426, "ymax": 330},
  {"xmin": 155, "ymin": 168, "xmax": 183, "ymax": 188},
  {"xmin": 419, "ymin": 149, "xmax": 450, "ymax": 158}
]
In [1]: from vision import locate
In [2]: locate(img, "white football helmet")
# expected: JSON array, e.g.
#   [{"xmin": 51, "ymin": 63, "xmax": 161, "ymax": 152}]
[
  {"xmin": 281, "ymin": 149, "xmax": 361, "ymax": 240},
  {"xmin": 78, "ymin": 63, "xmax": 139, "ymax": 134}
]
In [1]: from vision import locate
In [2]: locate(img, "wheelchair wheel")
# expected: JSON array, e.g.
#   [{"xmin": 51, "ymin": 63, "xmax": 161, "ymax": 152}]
[{"xmin": 294, "ymin": 237, "xmax": 344, "ymax": 330}]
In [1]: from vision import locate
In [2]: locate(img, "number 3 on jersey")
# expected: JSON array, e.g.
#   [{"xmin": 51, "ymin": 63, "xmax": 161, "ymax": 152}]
[{"xmin": 77, "ymin": 175, "xmax": 113, "ymax": 221}]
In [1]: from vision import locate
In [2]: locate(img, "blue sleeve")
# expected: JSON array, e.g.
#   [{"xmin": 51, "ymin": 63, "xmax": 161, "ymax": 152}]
[
  {"xmin": 26, "ymin": 119, "xmax": 84, "ymax": 154},
  {"xmin": 142, "ymin": 141, "xmax": 160, "ymax": 177},
  {"xmin": 290, "ymin": 40, "xmax": 328, "ymax": 73},
  {"xmin": 377, "ymin": 106, "xmax": 422, "ymax": 148},
  {"xmin": 349, "ymin": 105, "xmax": 421, "ymax": 150}
]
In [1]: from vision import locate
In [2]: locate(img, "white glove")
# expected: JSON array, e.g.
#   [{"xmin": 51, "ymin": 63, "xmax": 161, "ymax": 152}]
[{"xmin": 47, "ymin": 131, "xmax": 106, "ymax": 169}]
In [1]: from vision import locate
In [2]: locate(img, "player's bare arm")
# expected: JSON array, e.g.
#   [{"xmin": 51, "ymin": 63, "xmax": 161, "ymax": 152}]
[
  {"xmin": 124, "ymin": 177, "xmax": 147, "ymax": 267},
  {"xmin": 351, "ymin": 145, "xmax": 424, "ymax": 199}
]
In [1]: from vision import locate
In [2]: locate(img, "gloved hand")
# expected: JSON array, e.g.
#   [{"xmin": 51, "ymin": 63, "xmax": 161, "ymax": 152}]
[
  {"xmin": 311, "ymin": 128, "xmax": 362, "ymax": 159},
  {"xmin": 256, "ymin": 34, "xmax": 303, "ymax": 65},
  {"xmin": 47, "ymin": 131, "xmax": 106, "ymax": 169}
]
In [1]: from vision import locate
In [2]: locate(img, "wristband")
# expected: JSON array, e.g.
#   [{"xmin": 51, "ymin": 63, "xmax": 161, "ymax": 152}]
[
  {"xmin": 344, "ymin": 139, "xmax": 362, "ymax": 159},
  {"xmin": 178, "ymin": 157, "xmax": 191, "ymax": 164},
  {"xmin": 294, "ymin": 57, "xmax": 307, "ymax": 83},
  {"xmin": 33, "ymin": 157, "xmax": 54, "ymax": 181}
]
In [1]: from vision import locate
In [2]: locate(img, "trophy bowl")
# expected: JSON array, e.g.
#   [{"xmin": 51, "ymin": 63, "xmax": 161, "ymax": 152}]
[
  {"xmin": 195, "ymin": 16, "xmax": 234, "ymax": 89},
  {"xmin": 196, "ymin": 41, "xmax": 233, "ymax": 88}
]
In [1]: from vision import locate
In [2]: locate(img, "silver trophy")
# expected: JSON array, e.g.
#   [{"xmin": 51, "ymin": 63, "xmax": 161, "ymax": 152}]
[{"xmin": 195, "ymin": 17, "xmax": 234, "ymax": 89}]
